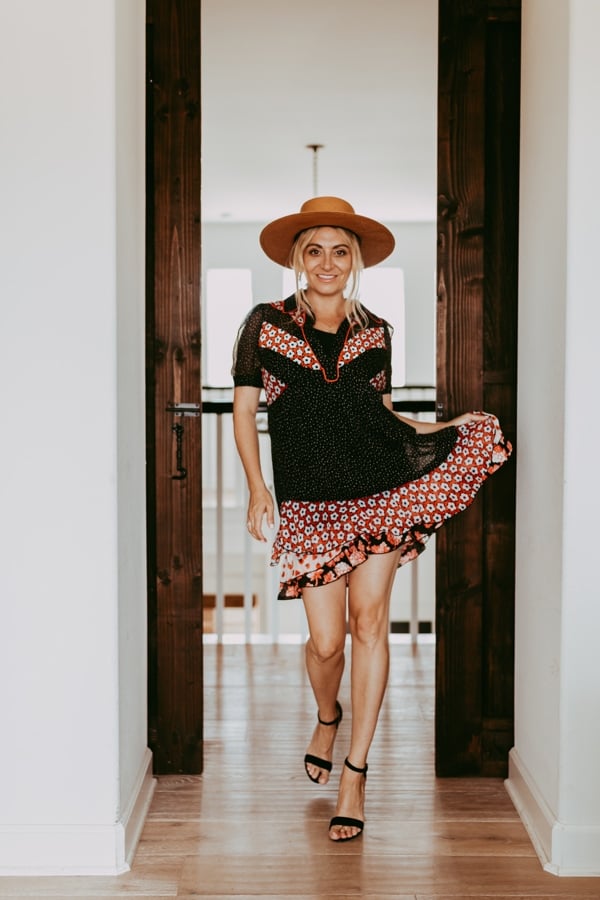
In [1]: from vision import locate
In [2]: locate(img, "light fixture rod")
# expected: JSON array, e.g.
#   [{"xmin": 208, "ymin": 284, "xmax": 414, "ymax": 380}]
[{"xmin": 306, "ymin": 144, "xmax": 324, "ymax": 196}]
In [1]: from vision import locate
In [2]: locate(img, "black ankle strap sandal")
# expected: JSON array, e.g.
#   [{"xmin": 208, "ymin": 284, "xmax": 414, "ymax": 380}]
[
  {"xmin": 303, "ymin": 700, "xmax": 343, "ymax": 784},
  {"xmin": 329, "ymin": 757, "xmax": 368, "ymax": 841}
]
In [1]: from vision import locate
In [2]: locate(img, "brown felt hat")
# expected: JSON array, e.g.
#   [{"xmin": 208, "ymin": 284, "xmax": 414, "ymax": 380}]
[{"xmin": 259, "ymin": 196, "xmax": 395, "ymax": 268}]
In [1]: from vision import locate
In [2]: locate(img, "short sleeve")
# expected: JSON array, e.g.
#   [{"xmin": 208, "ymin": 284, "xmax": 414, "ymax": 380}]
[{"xmin": 231, "ymin": 304, "xmax": 265, "ymax": 388}]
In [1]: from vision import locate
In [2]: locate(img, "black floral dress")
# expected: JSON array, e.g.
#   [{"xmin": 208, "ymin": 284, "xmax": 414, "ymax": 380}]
[{"xmin": 233, "ymin": 296, "xmax": 512, "ymax": 598}]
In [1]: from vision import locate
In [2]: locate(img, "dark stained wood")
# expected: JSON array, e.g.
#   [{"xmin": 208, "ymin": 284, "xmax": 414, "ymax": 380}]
[
  {"xmin": 436, "ymin": 0, "xmax": 519, "ymax": 775},
  {"xmin": 202, "ymin": 593, "xmax": 258, "ymax": 609},
  {"xmin": 146, "ymin": 0, "xmax": 203, "ymax": 773},
  {"xmin": 481, "ymin": 14, "xmax": 520, "ymax": 774}
]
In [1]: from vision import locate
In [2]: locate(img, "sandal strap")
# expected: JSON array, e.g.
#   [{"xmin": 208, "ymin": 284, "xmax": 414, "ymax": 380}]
[
  {"xmin": 329, "ymin": 813, "xmax": 365, "ymax": 843},
  {"xmin": 344, "ymin": 757, "xmax": 368, "ymax": 776},
  {"xmin": 318, "ymin": 700, "xmax": 343, "ymax": 727},
  {"xmin": 304, "ymin": 753, "xmax": 332, "ymax": 773},
  {"xmin": 329, "ymin": 815, "xmax": 364, "ymax": 831}
]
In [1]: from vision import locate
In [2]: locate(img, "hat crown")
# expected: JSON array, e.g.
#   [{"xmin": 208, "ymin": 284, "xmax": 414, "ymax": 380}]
[
  {"xmin": 299, "ymin": 196, "xmax": 356, "ymax": 216},
  {"xmin": 259, "ymin": 196, "xmax": 394, "ymax": 268}
]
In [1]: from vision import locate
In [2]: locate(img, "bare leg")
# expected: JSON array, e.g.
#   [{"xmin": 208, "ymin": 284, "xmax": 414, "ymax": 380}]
[
  {"xmin": 329, "ymin": 548, "xmax": 400, "ymax": 840},
  {"xmin": 302, "ymin": 577, "xmax": 347, "ymax": 784}
]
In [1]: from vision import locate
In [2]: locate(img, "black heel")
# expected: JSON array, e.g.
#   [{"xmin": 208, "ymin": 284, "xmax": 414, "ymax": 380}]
[
  {"xmin": 329, "ymin": 757, "xmax": 368, "ymax": 841},
  {"xmin": 303, "ymin": 700, "xmax": 343, "ymax": 783}
]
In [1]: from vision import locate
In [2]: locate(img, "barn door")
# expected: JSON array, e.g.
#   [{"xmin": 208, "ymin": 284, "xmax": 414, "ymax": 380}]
[
  {"xmin": 436, "ymin": 0, "xmax": 520, "ymax": 775},
  {"xmin": 146, "ymin": 0, "xmax": 203, "ymax": 774}
]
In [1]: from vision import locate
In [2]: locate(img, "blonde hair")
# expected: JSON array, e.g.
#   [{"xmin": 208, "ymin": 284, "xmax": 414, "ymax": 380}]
[{"xmin": 287, "ymin": 226, "xmax": 369, "ymax": 331}]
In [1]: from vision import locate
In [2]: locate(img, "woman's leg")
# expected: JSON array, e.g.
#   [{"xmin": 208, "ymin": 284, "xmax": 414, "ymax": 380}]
[
  {"xmin": 329, "ymin": 548, "xmax": 401, "ymax": 839},
  {"xmin": 302, "ymin": 577, "xmax": 348, "ymax": 784}
]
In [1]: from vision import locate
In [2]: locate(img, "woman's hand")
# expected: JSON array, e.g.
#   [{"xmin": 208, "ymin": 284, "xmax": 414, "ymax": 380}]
[
  {"xmin": 246, "ymin": 486, "xmax": 275, "ymax": 542},
  {"xmin": 445, "ymin": 412, "xmax": 489, "ymax": 428},
  {"xmin": 392, "ymin": 400, "xmax": 490, "ymax": 434},
  {"xmin": 233, "ymin": 386, "xmax": 275, "ymax": 542}
]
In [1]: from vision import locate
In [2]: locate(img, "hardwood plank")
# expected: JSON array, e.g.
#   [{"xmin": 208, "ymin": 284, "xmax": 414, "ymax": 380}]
[
  {"xmin": 0, "ymin": 859, "xmax": 181, "ymax": 896},
  {"xmin": 147, "ymin": 776, "xmax": 522, "ymax": 824},
  {"xmin": 179, "ymin": 854, "xmax": 600, "ymax": 897},
  {"xmin": 135, "ymin": 819, "xmax": 534, "ymax": 859},
  {"xmin": 181, "ymin": 890, "xmax": 418, "ymax": 900}
]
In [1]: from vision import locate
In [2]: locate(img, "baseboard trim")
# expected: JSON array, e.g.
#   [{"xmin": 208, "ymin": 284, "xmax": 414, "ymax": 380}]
[
  {"xmin": 505, "ymin": 748, "xmax": 554, "ymax": 870},
  {"xmin": 505, "ymin": 748, "xmax": 600, "ymax": 877},
  {"xmin": 0, "ymin": 748, "xmax": 155, "ymax": 876},
  {"xmin": 121, "ymin": 746, "xmax": 156, "ymax": 871}
]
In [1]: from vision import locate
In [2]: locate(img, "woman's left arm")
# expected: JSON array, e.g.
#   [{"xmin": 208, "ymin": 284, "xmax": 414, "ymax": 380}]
[{"xmin": 382, "ymin": 394, "xmax": 487, "ymax": 433}]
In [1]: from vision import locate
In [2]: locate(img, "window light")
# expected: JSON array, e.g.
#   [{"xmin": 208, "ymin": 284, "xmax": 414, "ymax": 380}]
[{"xmin": 205, "ymin": 268, "xmax": 253, "ymax": 387}]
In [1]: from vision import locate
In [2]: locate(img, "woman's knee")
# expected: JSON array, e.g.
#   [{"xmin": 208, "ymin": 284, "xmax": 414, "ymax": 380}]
[
  {"xmin": 307, "ymin": 633, "xmax": 345, "ymax": 664},
  {"xmin": 348, "ymin": 605, "xmax": 388, "ymax": 647}
]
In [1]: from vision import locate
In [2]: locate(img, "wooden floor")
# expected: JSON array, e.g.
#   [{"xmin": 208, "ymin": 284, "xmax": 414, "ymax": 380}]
[{"xmin": 3, "ymin": 640, "xmax": 600, "ymax": 898}]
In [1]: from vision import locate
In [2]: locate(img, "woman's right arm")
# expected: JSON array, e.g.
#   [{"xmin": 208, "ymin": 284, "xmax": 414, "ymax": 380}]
[{"xmin": 233, "ymin": 385, "xmax": 275, "ymax": 542}]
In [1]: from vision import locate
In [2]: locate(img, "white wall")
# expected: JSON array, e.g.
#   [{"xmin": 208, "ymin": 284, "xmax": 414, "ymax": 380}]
[
  {"xmin": 0, "ymin": 0, "xmax": 152, "ymax": 874},
  {"xmin": 202, "ymin": 220, "xmax": 437, "ymax": 385},
  {"xmin": 506, "ymin": 0, "xmax": 600, "ymax": 876},
  {"xmin": 115, "ymin": 0, "xmax": 154, "ymax": 848}
]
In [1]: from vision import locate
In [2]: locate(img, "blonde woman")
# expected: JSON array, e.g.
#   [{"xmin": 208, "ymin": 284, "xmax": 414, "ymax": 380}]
[{"xmin": 232, "ymin": 197, "xmax": 511, "ymax": 841}]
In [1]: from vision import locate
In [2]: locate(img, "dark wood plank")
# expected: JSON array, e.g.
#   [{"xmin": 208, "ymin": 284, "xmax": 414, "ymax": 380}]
[
  {"xmin": 480, "ymin": 14, "xmax": 520, "ymax": 775},
  {"xmin": 436, "ymin": 0, "xmax": 519, "ymax": 775},
  {"xmin": 437, "ymin": 0, "xmax": 487, "ymax": 774},
  {"xmin": 146, "ymin": 0, "xmax": 203, "ymax": 774}
]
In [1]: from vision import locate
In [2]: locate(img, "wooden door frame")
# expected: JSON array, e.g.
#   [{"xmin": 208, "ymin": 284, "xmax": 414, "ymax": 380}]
[
  {"xmin": 144, "ymin": 0, "xmax": 520, "ymax": 777},
  {"xmin": 146, "ymin": 0, "xmax": 203, "ymax": 774},
  {"xmin": 436, "ymin": 0, "xmax": 520, "ymax": 776}
]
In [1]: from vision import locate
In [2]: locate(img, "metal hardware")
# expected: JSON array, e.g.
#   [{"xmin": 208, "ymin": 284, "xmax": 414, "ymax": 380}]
[
  {"xmin": 166, "ymin": 402, "xmax": 201, "ymax": 417},
  {"xmin": 171, "ymin": 423, "xmax": 187, "ymax": 480}
]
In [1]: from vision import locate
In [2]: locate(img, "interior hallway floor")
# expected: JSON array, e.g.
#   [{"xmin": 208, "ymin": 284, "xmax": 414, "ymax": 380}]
[{"xmin": 1, "ymin": 639, "xmax": 599, "ymax": 898}]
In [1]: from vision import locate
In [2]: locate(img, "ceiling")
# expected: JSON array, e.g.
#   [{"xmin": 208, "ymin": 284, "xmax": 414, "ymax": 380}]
[{"xmin": 200, "ymin": 0, "xmax": 438, "ymax": 225}]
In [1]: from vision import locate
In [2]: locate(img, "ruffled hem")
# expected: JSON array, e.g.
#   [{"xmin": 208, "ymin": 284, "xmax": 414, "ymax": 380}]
[
  {"xmin": 276, "ymin": 525, "xmax": 437, "ymax": 599},
  {"xmin": 272, "ymin": 412, "xmax": 512, "ymax": 599}
]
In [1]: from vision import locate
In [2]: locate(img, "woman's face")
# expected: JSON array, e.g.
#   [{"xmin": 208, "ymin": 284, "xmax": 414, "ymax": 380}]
[{"xmin": 302, "ymin": 227, "xmax": 352, "ymax": 297}]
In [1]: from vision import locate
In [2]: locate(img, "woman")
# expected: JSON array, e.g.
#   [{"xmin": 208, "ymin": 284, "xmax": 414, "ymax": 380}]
[{"xmin": 232, "ymin": 196, "xmax": 511, "ymax": 842}]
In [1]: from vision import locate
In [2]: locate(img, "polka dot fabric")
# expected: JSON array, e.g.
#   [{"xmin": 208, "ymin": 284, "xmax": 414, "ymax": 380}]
[
  {"xmin": 233, "ymin": 298, "xmax": 459, "ymax": 503},
  {"xmin": 273, "ymin": 413, "xmax": 512, "ymax": 598},
  {"xmin": 233, "ymin": 296, "xmax": 512, "ymax": 596}
]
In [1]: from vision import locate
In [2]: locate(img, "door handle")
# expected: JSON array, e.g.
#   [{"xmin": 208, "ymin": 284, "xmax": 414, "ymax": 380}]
[{"xmin": 171, "ymin": 422, "xmax": 187, "ymax": 480}]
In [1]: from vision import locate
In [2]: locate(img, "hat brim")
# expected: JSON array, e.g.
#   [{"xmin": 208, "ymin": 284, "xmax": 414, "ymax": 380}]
[{"xmin": 259, "ymin": 210, "xmax": 395, "ymax": 268}]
